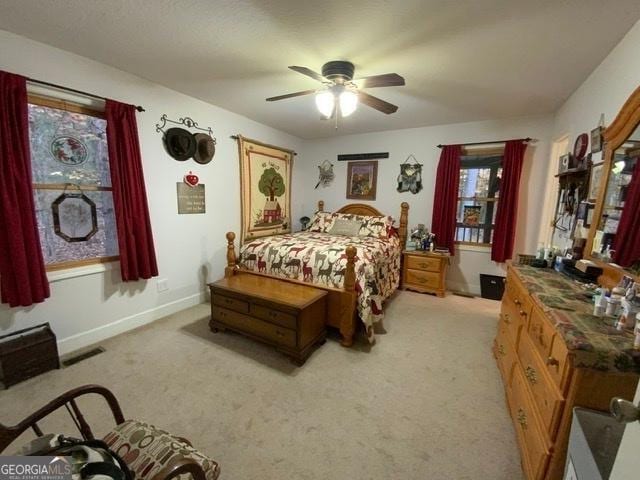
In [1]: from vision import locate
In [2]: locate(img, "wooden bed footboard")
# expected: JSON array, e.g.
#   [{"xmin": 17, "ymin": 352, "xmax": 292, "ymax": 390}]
[{"xmin": 224, "ymin": 231, "xmax": 358, "ymax": 347}]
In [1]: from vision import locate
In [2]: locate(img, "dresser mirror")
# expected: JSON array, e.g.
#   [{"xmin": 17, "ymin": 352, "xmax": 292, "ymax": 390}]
[{"xmin": 587, "ymin": 85, "xmax": 640, "ymax": 281}]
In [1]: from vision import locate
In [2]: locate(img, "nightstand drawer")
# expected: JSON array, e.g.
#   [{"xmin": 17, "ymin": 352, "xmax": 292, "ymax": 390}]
[
  {"xmin": 405, "ymin": 269, "xmax": 440, "ymax": 289},
  {"xmin": 405, "ymin": 255, "xmax": 442, "ymax": 272}
]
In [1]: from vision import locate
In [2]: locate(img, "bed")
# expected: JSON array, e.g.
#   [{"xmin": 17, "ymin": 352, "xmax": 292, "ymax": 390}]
[{"xmin": 224, "ymin": 201, "xmax": 409, "ymax": 346}]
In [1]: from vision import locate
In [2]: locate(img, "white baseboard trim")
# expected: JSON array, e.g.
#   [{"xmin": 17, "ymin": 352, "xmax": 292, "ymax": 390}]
[{"xmin": 57, "ymin": 292, "xmax": 207, "ymax": 355}]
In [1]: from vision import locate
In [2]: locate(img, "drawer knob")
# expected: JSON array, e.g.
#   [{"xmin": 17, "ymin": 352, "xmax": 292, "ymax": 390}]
[
  {"xmin": 519, "ymin": 309, "xmax": 527, "ymax": 317},
  {"xmin": 514, "ymin": 299, "xmax": 521, "ymax": 306},
  {"xmin": 503, "ymin": 314, "xmax": 511, "ymax": 325},
  {"xmin": 276, "ymin": 330, "xmax": 284, "ymax": 337},
  {"xmin": 419, "ymin": 262, "xmax": 429, "ymax": 269},
  {"xmin": 525, "ymin": 366, "xmax": 538, "ymax": 384},
  {"xmin": 498, "ymin": 344, "xmax": 506, "ymax": 356},
  {"xmin": 517, "ymin": 408, "xmax": 527, "ymax": 428},
  {"xmin": 546, "ymin": 356, "xmax": 559, "ymax": 367}
]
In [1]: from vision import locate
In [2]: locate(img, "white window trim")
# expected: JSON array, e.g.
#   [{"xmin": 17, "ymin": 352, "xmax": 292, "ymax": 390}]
[
  {"xmin": 456, "ymin": 243, "xmax": 491, "ymax": 253},
  {"xmin": 47, "ymin": 260, "xmax": 118, "ymax": 283}
]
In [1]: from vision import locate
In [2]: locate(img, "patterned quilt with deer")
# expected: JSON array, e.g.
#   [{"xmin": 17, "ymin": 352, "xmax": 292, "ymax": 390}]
[{"xmin": 238, "ymin": 231, "xmax": 401, "ymax": 342}]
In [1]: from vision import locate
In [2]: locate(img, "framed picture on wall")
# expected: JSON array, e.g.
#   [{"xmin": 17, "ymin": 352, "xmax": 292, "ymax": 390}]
[
  {"xmin": 588, "ymin": 163, "xmax": 604, "ymax": 201},
  {"xmin": 591, "ymin": 126, "xmax": 604, "ymax": 153},
  {"xmin": 346, "ymin": 161, "xmax": 378, "ymax": 201}
]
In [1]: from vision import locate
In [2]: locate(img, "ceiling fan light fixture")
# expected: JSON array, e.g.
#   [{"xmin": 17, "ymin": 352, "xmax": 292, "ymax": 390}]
[
  {"xmin": 339, "ymin": 90, "xmax": 358, "ymax": 117},
  {"xmin": 315, "ymin": 90, "xmax": 335, "ymax": 118}
]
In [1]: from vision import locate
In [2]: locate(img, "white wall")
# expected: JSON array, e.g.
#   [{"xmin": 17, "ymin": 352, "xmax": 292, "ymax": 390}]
[
  {"xmin": 295, "ymin": 116, "xmax": 553, "ymax": 294},
  {"xmin": 0, "ymin": 30, "xmax": 303, "ymax": 354}
]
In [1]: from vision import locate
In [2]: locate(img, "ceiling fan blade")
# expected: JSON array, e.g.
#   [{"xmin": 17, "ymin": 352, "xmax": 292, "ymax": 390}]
[
  {"xmin": 358, "ymin": 91, "xmax": 398, "ymax": 114},
  {"xmin": 356, "ymin": 73, "xmax": 405, "ymax": 88},
  {"xmin": 289, "ymin": 66, "xmax": 327, "ymax": 83},
  {"xmin": 266, "ymin": 89, "xmax": 316, "ymax": 102}
]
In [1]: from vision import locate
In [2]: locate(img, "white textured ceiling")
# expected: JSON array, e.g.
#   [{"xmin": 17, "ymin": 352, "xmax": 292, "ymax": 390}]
[{"xmin": 1, "ymin": 0, "xmax": 639, "ymax": 139}]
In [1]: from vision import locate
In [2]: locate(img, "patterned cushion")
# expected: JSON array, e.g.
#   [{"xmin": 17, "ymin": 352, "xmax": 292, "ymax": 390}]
[
  {"xmin": 103, "ymin": 420, "xmax": 220, "ymax": 480},
  {"xmin": 308, "ymin": 211, "xmax": 335, "ymax": 232}
]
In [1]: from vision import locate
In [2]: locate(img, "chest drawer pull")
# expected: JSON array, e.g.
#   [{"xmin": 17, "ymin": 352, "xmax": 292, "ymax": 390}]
[
  {"xmin": 498, "ymin": 344, "xmax": 506, "ymax": 356},
  {"xmin": 517, "ymin": 408, "xmax": 528, "ymax": 429},
  {"xmin": 514, "ymin": 299, "xmax": 522, "ymax": 306},
  {"xmin": 546, "ymin": 356, "xmax": 559, "ymax": 367},
  {"xmin": 503, "ymin": 313, "xmax": 511, "ymax": 324},
  {"xmin": 525, "ymin": 366, "xmax": 538, "ymax": 384},
  {"xmin": 519, "ymin": 309, "xmax": 527, "ymax": 317}
]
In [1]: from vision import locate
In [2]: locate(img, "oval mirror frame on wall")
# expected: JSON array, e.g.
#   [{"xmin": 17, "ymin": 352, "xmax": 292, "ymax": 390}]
[{"xmin": 586, "ymin": 84, "xmax": 640, "ymax": 286}]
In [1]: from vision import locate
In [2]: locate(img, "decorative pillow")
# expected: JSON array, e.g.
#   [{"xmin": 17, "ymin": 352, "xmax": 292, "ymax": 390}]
[
  {"xmin": 329, "ymin": 218, "xmax": 363, "ymax": 236},
  {"xmin": 308, "ymin": 211, "xmax": 335, "ymax": 232},
  {"xmin": 358, "ymin": 215, "xmax": 394, "ymax": 238},
  {"xmin": 103, "ymin": 419, "xmax": 221, "ymax": 480}
]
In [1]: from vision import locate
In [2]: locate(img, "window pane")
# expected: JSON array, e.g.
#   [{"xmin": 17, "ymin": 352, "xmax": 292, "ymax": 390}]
[
  {"xmin": 458, "ymin": 167, "xmax": 502, "ymax": 198},
  {"xmin": 34, "ymin": 189, "xmax": 118, "ymax": 265},
  {"xmin": 28, "ymin": 104, "xmax": 111, "ymax": 186}
]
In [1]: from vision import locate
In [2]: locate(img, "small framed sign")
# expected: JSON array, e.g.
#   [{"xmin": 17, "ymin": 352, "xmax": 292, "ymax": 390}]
[{"xmin": 177, "ymin": 183, "xmax": 206, "ymax": 214}]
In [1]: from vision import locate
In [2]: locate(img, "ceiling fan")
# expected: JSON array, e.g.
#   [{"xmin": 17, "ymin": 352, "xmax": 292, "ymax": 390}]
[{"xmin": 266, "ymin": 61, "xmax": 405, "ymax": 118}]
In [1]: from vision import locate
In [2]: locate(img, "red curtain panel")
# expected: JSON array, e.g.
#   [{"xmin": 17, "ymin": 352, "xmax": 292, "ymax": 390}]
[
  {"xmin": 105, "ymin": 100, "xmax": 158, "ymax": 281},
  {"xmin": 613, "ymin": 159, "xmax": 640, "ymax": 267},
  {"xmin": 492, "ymin": 140, "xmax": 527, "ymax": 262},
  {"xmin": 0, "ymin": 71, "xmax": 50, "ymax": 307},
  {"xmin": 431, "ymin": 145, "xmax": 461, "ymax": 254}
]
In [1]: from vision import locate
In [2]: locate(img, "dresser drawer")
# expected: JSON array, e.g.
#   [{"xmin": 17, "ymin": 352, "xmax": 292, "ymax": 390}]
[
  {"xmin": 405, "ymin": 255, "xmax": 441, "ymax": 272},
  {"xmin": 250, "ymin": 303, "xmax": 297, "ymax": 329},
  {"xmin": 518, "ymin": 333, "xmax": 565, "ymax": 440},
  {"xmin": 501, "ymin": 295, "xmax": 523, "ymax": 348},
  {"xmin": 405, "ymin": 269, "xmax": 440, "ymax": 289},
  {"xmin": 506, "ymin": 272, "xmax": 532, "ymax": 325},
  {"xmin": 528, "ymin": 306, "xmax": 570, "ymax": 390},
  {"xmin": 510, "ymin": 367, "xmax": 551, "ymax": 480},
  {"xmin": 494, "ymin": 317, "xmax": 517, "ymax": 387},
  {"xmin": 212, "ymin": 306, "xmax": 297, "ymax": 348},
  {"xmin": 212, "ymin": 293, "xmax": 249, "ymax": 314}
]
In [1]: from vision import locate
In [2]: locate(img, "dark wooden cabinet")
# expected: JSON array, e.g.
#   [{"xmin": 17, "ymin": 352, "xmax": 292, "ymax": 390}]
[{"xmin": 209, "ymin": 274, "xmax": 327, "ymax": 365}]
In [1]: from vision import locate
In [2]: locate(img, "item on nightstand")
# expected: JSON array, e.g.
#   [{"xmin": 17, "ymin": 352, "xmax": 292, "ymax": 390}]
[
  {"xmin": 606, "ymin": 296, "xmax": 621, "ymax": 318},
  {"xmin": 299, "ymin": 216, "xmax": 311, "ymax": 231}
]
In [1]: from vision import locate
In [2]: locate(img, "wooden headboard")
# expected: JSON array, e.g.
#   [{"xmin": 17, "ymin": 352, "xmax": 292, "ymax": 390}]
[{"xmin": 317, "ymin": 200, "xmax": 409, "ymax": 249}]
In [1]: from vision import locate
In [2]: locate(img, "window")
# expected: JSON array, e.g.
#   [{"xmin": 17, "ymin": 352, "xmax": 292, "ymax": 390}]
[
  {"xmin": 28, "ymin": 95, "xmax": 119, "ymax": 271},
  {"xmin": 455, "ymin": 153, "xmax": 503, "ymax": 245}
]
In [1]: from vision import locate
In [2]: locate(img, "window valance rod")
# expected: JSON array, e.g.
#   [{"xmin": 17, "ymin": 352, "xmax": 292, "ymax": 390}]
[
  {"xmin": 26, "ymin": 77, "xmax": 145, "ymax": 112},
  {"xmin": 437, "ymin": 137, "xmax": 531, "ymax": 148}
]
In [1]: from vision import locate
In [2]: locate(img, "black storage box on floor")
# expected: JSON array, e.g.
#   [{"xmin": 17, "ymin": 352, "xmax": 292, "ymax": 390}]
[
  {"xmin": 479, "ymin": 274, "xmax": 506, "ymax": 300},
  {"xmin": 0, "ymin": 323, "xmax": 59, "ymax": 389}
]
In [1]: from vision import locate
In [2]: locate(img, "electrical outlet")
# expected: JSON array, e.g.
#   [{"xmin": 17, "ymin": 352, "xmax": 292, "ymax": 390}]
[{"xmin": 157, "ymin": 278, "xmax": 169, "ymax": 292}]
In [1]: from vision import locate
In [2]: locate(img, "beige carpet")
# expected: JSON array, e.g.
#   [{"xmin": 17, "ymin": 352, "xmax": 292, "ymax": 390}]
[{"xmin": 0, "ymin": 291, "xmax": 523, "ymax": 480}]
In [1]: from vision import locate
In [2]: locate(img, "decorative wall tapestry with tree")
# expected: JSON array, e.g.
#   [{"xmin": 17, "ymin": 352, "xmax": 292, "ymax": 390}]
[{"xmin": 236, "ymin": 135, "xmax": 294, "ymax": 244}]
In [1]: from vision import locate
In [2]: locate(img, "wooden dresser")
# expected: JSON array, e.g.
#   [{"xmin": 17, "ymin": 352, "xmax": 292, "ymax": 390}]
[
  {"xmin": 401, "ymin": 250, "xmax": 449, "ymax": 297},
  {"xmin": 494, "ymin": 265, "xmax": 639, "ymax": 480},
  {"xmin": 209, "ymin": 274, "xmax": 327, "ymax": 365}
]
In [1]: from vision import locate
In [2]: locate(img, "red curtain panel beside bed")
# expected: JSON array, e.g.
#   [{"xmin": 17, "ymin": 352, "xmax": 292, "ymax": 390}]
[
  {"xmin": 0, "ymin": 70, "xmax": 50, "ymax": 307},
  {"xmin": 431, "ymin": 144, "xmax": 461, "ymax": 255}
]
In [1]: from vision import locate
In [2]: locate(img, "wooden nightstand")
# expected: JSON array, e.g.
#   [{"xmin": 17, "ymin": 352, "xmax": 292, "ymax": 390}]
[{"xmin": 401, "ymin": 250, "xmax": 449, "ymax": 297}]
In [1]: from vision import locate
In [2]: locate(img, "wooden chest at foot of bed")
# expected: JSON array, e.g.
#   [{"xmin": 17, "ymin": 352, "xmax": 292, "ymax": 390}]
[
  {"xmin": 401, "ymin": 250, "xmax": 449, "ymax": 297},
  {"xmin": 208, "ymin": 275, "xmax": 328, "ymax": 365}
]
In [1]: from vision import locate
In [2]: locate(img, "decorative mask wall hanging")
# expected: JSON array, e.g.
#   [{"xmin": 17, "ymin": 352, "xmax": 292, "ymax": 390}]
[
  {"xmin": 315, "ymin": 159, "xmax": 335, "ymax": 189},
  {"xmin": 397, "ymin": 154, "xmax": 423, "ymax": 194}
]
